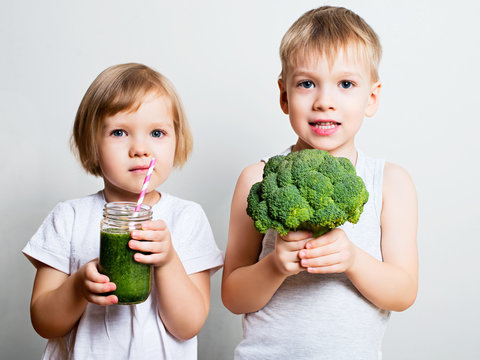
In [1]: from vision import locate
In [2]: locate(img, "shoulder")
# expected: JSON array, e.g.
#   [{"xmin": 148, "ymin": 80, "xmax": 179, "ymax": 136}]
[
  {"xmin": 236, "ymin": 162, "xmax": 265, "ymax": 191},
  {"xmin": 46, "ymin": 192, "xmax": 103, "ymax": 221},
  {"xmin": 241, "ymin": 146, "xmax": 291, "ymax": 185},
  {"xmin": 158, "ymin": 193, "xmax": 219, "ymax": 257},
  {"xmin": 55, "ymin": 191, "xmax": 104, "ymax": 212},
  {"xmin": 382, "ymin": 162, "xmax": 417, "ymax": 205},
  {"xmin": 25, "ymin": 192, "xmax": 104, "ymax": 272},
  {"xmin": 227, "ymin": 162, "xmax": 266, "ymax": 225},
  {"xmin": 157, "ymin": 192, "xmax": 208, "ymax": 226},
  {"xmin": 160, "ymin": 192, "xmax": 202, "ymax": 212},
  {"xmin": 383, "ymin": 162, "xmax": 415, "ymax": 190},
  {"xmin": 40, "ymin": 191, "xmax": 104, "ymax": 236},
  {"xmin": 37, "ymin": 192, "xmax": 105, "ymax": 240}
]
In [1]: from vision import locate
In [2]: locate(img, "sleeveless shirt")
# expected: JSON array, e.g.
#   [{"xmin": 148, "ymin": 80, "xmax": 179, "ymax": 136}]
[{"xmin": 234, "ymin": 148, "xmax": 389, "ymax": 360}]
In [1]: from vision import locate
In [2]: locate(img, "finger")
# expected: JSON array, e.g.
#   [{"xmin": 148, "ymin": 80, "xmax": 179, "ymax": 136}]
[
  {"xmin": 287, "ymin": 263, "xmax": 305, "ymax": 274},
  {"xmin": 276, "ymin": 247, "xmax": 305, "ymax": 265},
  {"xmin": 131, "ymin": 229, "xmax": 168, "ymax": 242},
  {"xmin": 300, "ymin": 253, "xmax": 341, "ymax": 269},
  {"xmin": 85, "ymin": 262, "xmax": 110, "ymax": 283},
  {"xmin": 274, "ymin": 254, "xmax": 305, "ymax": 275},
  {"xmin": 281, "ymin": 230, "xmax": 313, "ymax": 242},
  {"xmin": 306, "ymin": 263, "xmax": 345, "ymax": 274},
  {"xmin": 89, "ymin": 294, "xmax": 118, "ymax": 306},
  {"xmin": 141, "ymin": 219, "xmax": 167, "ymax": 231},
  {"xmin": 278, "ymin": 239, "xmax": 309, "ymax": 252},
  {"xmin": 129, "ymin": 239, "xmax": 169, "ymax": 254},
  {"xmin": 283, "ymin": 250, "xmax": 305, "ymax": 264},
  {"xmin": 305, "ymin": 234, "xmax": 336, "ymax": 249},
  {"xmin": 133, "ymin": 252, "xmax": 169, "ymax": 265},
  {"xmin": 299, "ymin": 241, "xmax": 339, "ymax": 259},
  {"xmin": 85, "ymin": 279, "xmax": 116, "ymax": 294}
]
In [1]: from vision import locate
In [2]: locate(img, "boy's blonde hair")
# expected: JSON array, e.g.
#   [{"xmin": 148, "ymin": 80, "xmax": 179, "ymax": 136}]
[
  {"xmin": 71, "ymin": 63, "xmax": 193, "ymax": 177},
  {"xmin": 280, "ymin": 6, "xmax": 382, "ymax": 82}
]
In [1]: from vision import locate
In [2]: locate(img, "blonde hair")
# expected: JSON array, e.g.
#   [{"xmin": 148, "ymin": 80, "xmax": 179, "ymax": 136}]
[
  {"xmin": 280, "ymin": 6, "xmax": 382, "ymax": 82},
  {"xmin": 71, "ymin": 63, "xmax": 193, "ymax": 177}
]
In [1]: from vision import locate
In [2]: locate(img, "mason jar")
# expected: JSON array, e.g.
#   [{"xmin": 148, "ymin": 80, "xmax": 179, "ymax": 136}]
[{"xmin": 99, "ymin": 202, "xmax": 152, "ymax": 304}]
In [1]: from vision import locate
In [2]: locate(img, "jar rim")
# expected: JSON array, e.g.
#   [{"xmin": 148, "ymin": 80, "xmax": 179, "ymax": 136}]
[
  {"xmin": 103, "ymin": 201, "xmax": 152, "ymax": 223},
  {"xmin": 105, "ymin": 201, "xmax": 151, "ymax": 211}
]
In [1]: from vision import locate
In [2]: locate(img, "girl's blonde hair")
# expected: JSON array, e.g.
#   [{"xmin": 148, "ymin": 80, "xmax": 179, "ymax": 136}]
[
  {"xmin": 71, "ymin": 63, "xmax": 193, "ymax": 177},
  {"xmin": 279, "ymin": 6, "xmax": 382, "ymax": 82}
]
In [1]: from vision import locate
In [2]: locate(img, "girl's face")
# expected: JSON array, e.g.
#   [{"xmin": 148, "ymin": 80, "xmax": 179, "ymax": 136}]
[
  {"xmin": 97, "ymin": 92, "xmax": 176, "ymax": 204},
  {"xmin": 278, "ymin": 47, "xmax": 381, "ymax": 163}
]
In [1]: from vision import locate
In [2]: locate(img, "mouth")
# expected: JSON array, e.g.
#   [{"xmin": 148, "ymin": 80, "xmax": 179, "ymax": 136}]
[
  {"xmin": 308, "ymin": 120, "xmax": 341, "ymax": 136},
  {"xmin": 129, "ymin": 165, "xmax": 151, "ymax": 173},
  {"xmin": 309, "ymin": 120, "xmax": 340, "ymax": 128}
]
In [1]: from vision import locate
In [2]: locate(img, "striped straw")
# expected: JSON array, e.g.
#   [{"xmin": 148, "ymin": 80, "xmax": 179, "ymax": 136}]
[{"xmin": 135, "ymin": 158, "xmax": 156, "ymax": 211}]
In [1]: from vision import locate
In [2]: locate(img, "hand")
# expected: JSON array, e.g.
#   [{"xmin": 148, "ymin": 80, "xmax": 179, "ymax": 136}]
[
  {"xmin": 273, "ymin": 230, "xmax": 312, "ymax": 276},
  {"xmin": 75, "ymin": 259, "xmax": 118, "ymax": 305},
  {"xmin": 129, "ymin": 220, "xmax": 175, "ymax": 268},
  {"xmin": 298, "ymin": 228, "xmax": 357, "ymax": 274}
]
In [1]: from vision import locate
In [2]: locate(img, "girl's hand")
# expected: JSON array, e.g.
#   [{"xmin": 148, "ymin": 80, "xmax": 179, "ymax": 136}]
[
  {"xmin": 298, "ymin": 228, "xmax": 357, "ymax": 274},
  {"xmin": 76, "ymin": 259, "xmax": 118, "ymax": 305},
  {"xmin": 129, "ymin": 220, "xmax": 175, "ymax": 267},
  {"xmin": 273, "ymin": 231, "xmax": 311, "ymax": 276}
]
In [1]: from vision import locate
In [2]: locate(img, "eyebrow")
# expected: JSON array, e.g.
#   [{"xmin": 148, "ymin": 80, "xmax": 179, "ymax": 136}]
[
  {"xmin": 290, "ymin": 69, "xmax": 314, "ymax": 77},
  {"xmin": 291, "ymin": 69, "xmax": 364, "ymax": 80},
  {"xmin": 101, "ymin": 118, "xmax": 174, "ymax": 130},
  {"xmin": 337, "ymin": 71, "xmax": 364, "ymax": 79}
]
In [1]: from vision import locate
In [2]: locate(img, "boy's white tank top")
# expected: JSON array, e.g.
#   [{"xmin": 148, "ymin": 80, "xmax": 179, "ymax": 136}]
[{"xmin": 235, "ymin": 148, "xmax": 389, "ymax": 360}]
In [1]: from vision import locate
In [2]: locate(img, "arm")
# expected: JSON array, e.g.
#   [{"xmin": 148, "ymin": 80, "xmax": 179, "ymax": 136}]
[
  {"xmin": 299, "ymin": 162, "xmax": 418, "ymax": 311},
  {"xmin": 130, "ymin": 221, "xmax": 211, "ymax": 340},
  {"xmin": 29, "ymin": 258, "xmax": 117, "ymax": 338},
  {"xmin": 221, "ymin": 163, "xmax": 309, "ymax": 314}
]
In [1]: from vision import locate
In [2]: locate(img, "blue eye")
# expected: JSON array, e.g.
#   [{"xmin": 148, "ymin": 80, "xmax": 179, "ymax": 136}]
[
  {"xmin": 151, "ymin": 129, "xmax": 165, "ymax": 138},
  {"xmin": 340, "ymin": 81, "xmax": 354, "ymax": 89},
  {"xmin": 299, "ymin": 80, "xmax": 315, "ymax": 89},
  {"xmin": 111, "ymin": 129, "xmax": 126, "ymax": 137}
]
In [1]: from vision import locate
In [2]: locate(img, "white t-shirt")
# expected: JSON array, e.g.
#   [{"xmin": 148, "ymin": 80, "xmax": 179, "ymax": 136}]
[{"xmin": 23, "ymin": 191, "xmax": 224, "ymax": 360}]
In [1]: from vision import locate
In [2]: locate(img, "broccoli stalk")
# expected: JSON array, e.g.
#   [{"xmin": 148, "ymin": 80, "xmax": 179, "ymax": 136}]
[{"xmin": 246, "ymin": 149, "xmax": 369, "ymax": 237}]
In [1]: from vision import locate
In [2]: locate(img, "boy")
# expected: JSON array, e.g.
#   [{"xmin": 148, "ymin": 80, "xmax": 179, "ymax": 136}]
[{"xmin": 222, "ymin": 6, "xmax": 418, "ymax": 359}]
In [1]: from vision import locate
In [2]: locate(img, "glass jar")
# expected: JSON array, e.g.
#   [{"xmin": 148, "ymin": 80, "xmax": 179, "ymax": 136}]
[{"xmin": 99, "ymin": 202, "xmax": 152, "ymax": 305}]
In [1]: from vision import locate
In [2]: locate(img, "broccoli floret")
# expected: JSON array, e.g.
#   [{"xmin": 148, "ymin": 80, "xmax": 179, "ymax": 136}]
[{"xmin": 246, "ymin": 149, "xmax": 369, "ymax": 237}]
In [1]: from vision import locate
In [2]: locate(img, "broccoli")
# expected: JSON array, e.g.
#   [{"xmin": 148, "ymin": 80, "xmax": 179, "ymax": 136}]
[{"xmin": 246, "ymin": 149, "xmax": 369, "ymax": 237}]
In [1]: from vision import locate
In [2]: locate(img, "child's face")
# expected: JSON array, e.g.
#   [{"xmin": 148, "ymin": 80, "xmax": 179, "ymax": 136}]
[
  {"xmin": 279, "ymin": 47, "xmax": 381, "ymax": 159},
  {"xmin": 97, "ymin": 92, "xmax": 176, "ymax": 203}
]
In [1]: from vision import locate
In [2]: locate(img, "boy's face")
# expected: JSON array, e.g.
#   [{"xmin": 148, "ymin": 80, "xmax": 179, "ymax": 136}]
[
  {"xmin": 278, "ymin": 47, "xmax": 381, "ymax": 160},
  {"xmin": 97, "ymin": 92, "xmax": 176, "ymax": 203}
]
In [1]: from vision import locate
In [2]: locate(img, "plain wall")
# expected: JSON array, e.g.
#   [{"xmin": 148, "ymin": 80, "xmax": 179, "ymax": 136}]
[{"xmin": 1, "ymin": 0, "xmax": 479, "ymax": 359}]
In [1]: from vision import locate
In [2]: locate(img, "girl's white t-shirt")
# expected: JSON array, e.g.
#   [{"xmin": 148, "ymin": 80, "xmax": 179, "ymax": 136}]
[{"xmin": 23, "ymin": 191, "xmax": 224, "ymax": 360}]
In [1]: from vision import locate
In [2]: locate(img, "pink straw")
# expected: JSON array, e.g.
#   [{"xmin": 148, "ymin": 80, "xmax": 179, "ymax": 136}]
[{"xmin": 135, "ymin": 158, "xmax": 156, "ymax": 211}]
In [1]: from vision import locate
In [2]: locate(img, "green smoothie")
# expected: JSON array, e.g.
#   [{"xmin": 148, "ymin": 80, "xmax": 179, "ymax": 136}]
[{"xmin": 99, "ymin": 229, "xmax": 151, "ymax": 304}]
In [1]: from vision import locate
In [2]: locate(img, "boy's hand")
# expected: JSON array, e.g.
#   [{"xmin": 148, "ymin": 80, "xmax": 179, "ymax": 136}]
[
  {"xmin": 129, "ymin": 220, "xmax": 175, "ymax": 268},
  {"xmin": 76, "ymin": 259, "xmax": 118, "ymax": 305},
  {"xmin": 298, "ymin": 228, "xmax": 357, "ymax": 274},
  {"xmin": 273, "ymin": 231, "xmax": 311, "ymax": 276}
]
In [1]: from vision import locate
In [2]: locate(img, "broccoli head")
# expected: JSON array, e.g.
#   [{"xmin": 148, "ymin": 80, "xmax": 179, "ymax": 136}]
[{"xmin": 246, "ymin": 149, "xmax": 369, "ymax": 237}]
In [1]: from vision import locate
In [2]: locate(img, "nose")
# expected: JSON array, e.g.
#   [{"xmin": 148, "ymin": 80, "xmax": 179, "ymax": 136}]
[
  {"xmin": 129, "ymin": 137, "xmax": 151, "ymax": 158},
  {"xmin": 312, "ymin": 85, "xmax": 336, "ymax": 112}
]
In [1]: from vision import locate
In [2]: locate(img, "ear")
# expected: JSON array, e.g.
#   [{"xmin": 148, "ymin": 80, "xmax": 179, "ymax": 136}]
[
  {"xmin": 278, "ymin": 79, "xmax": 289, "ymax": 115},
  {"xmin": 365, "ymin": 81, "xmax": 381, "ymax": 117}
]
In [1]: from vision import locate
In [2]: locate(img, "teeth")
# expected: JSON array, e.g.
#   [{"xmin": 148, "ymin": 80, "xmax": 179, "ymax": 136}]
[{"xmin": 312, "ymin": 122, "xmax": 337, "ymax": 129}]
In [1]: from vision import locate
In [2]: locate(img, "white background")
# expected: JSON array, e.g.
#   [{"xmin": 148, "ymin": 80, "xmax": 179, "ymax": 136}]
[{"xmin": 1, "ymin": 1, "xmax": 479, "ymax": 359}]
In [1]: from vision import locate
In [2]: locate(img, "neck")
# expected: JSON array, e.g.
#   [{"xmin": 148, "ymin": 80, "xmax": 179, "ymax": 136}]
[{"xmin": 103, "ymin": 187, "xmax": 160, "ymax": 206}]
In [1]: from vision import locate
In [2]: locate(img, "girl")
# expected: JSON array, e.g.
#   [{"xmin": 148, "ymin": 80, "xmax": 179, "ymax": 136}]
[{"xmin": 23, "ymin": 63, "xmax": 223, "ymax": 359}]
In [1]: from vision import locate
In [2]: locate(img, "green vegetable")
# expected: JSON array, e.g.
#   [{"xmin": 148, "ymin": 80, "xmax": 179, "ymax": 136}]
[{"xmin": 246, "ymin": 149, "xmax": 369, "ymax": 237}]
